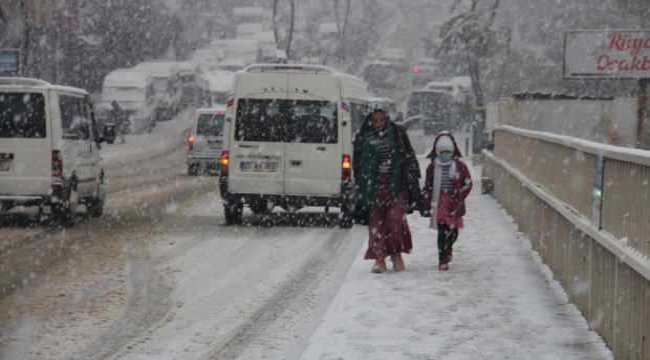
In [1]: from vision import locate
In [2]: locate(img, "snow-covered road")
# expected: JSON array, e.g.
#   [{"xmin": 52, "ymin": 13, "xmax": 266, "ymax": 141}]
[
  {"xmin": 0, "ymin": 128, "xmax": 612, "ymax": 360},
  {"xmin": 100, "ymin": 194, "xmax": 365, "ymax": 360}
]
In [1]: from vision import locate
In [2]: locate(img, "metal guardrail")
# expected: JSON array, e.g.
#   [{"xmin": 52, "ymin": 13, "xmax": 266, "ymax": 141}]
[
  {"xmin": 493, "ymin": 128, "xmax": 596, "ymax": 221},
  {"xmin": 485, "ymin": 126, "xmax": 650, "ymax": 359},
  {"xmin": 494, "ymin": 125, "xmax": 650, "ymax": 257}
]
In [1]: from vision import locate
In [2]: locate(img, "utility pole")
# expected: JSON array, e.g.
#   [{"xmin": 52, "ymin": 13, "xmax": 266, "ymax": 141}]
[
  {"xmin": 638, "ymin": 79, "xmax": 649, "ymax": 149},
  {"xmin": 19, "ymin": 0, "xmax": 31, "ymax": 76}
]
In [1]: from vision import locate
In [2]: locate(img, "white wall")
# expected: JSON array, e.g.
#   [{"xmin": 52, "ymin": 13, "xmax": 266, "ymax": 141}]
[{"xmin": 490, "ymin": 97, "xmax": 638, "ymax": 147}]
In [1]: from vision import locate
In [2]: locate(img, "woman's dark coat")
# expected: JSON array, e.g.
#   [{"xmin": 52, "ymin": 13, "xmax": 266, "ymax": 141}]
[{"xmin": 352, "ymin": 115, "xmax": 422, "ymax": 223}]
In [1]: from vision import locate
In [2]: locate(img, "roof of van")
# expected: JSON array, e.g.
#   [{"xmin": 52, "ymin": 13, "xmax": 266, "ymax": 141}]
[
  {"xmin": 104, "ymin": 69, "xmax": 148, "ymax": 83},
  {"xmin": 410, "ymin": 89, "xmax": 454, "ymax": 97},
  {"xmin": 243, "ymin": 63, "xmax": 339, "ymax": 74},
  {"xmin": 0, "ymin": 77, "xmax": 88, "ymax": 95},
  {"xmin": 209, "ymin": 39, "xmax": 260, "ymax": 49},
  {"xmin": 132, "ymin": 61, "xmax": 177, "ymax": 78},
  {"xmin": 368, "ymin": 96, "xmax": 396, "ymax": 104},
  {"xmin": 235, "ymin": 64, "xmax": 369, "ymax": 100},
  {"xmin": 196, "ymin": 106, "xmax": 227, "ymax": 114}
]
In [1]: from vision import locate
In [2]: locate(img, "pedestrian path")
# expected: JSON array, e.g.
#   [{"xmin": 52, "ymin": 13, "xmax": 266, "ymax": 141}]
[{"xmin": 301, "ymin": 168, "xmax": 612, "ymax": 360}]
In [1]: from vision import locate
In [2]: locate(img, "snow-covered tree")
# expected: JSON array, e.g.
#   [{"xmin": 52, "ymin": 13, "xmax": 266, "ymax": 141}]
[{"xmin": 437, "ymin": 0, "xmax": 501, "ymax": 108}]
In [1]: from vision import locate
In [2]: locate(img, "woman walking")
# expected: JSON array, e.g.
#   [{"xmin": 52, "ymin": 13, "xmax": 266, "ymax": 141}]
[
  {"xmin": 422, "ymin": 132, "xmax": 472, "ymax": 271},
  {"xmin": 353, "ymin": 109, "xmax": 421, "ymax": 273}
]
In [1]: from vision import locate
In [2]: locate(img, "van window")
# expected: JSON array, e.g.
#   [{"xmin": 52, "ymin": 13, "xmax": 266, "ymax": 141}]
[
  {"xmin": 288, "ymin": 100, "xmax": 338, "ymax": 144},
  {"xmin": 0, "ymin": 93, "xmax": 46, "ymax": 138},
  {"xmin": 235, "ymin": 99, "xmax": 288, "ymax": 142},
  {"xmin": 196, "ymin": 113, "xmax": 225, "ymax": 136},
  {"xmin": 235, "ymin": 99, "xmax": 338, "ymax": 143},
  {"xmin": 60, "ymin": 95, "xmax": 91, "ymax": 140}
]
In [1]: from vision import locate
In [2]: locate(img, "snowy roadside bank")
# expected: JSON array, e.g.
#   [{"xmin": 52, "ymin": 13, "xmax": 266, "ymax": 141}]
[{"xmin": 301, "ymin": 173, "xmax": 613, "ymax": 360}]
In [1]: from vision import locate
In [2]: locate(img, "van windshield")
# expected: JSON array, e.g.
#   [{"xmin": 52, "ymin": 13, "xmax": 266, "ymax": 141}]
[
  {"xmin": 197, "ymin": 113, "xmax": 225, "ymax": 136},
  {"xmin": 235, "ymin": 99, "xmax": 338, "ymax": 143},
  {"xmin": 0, "ymin": 93, "xmax": 46, "ymax": 138}
]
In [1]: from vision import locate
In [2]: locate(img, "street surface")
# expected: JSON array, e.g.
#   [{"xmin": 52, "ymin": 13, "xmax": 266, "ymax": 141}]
[{"xmin": 0, "ymin": 127, "xmax": 612, "ymax": 359}]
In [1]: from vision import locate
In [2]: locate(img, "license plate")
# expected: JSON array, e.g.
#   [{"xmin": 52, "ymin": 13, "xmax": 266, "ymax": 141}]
[
  {"xmin": 0, "ymin": 160, "xmax": 11, "ymax": 172},
  {"xmin": 240, "ymin": 160, "xmax": 279, "ymax": 173}
]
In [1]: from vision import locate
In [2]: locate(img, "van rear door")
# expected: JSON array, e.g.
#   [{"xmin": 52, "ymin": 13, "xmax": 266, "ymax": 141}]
[
  {"xmin": 228, "ymin": 73, "xmax": 288, "ymax": 195},
  {"xmin": 283, "ymin": 75, "xmax": 341, "ymax": 196},
  {"xmin": 193, "ymin": 112, "xmax": 225, "ymax": 158},
  {"xmin": 0, "ymin": 90, "xmax": 52, "ymax": 196}
]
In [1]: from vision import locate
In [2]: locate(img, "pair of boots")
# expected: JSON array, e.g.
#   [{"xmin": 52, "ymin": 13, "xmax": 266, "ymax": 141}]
[{"xmin": 372, "ymin": 254, "xmax": 405, "ymax": 273}]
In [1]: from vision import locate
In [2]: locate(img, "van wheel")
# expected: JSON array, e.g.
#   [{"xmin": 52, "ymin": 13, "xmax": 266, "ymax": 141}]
[
  {"xmin": 87, "ymin": 200, "xmax": 104, "ymax": 218},
  {"xmin": 339, "ymin": 208, "xmax": 354, "ymax": 229},
  {"xmin": 52, "ymin": 182, "xmax": 79, "ymax": 226},
  {"xmin": 224, "ymin": 201, "xmax": 243, "ymax": 225},
  {"xmin": 87, "ymin": 197, "xmax": 105, "ymax": 218},
  {"xmin": 250, "ymin": 200, "xmax": 270, "ymax": 215},
  {"xmin": 87, "ymin": 174, "xmax": 106, "ymax": 218}
]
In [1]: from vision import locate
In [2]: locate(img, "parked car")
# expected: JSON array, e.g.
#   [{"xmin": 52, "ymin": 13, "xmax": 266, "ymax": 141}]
[
  {"xmin": 219, "ymin": 64, "xmax": 370, "ymax": 227},
  {"xmin": 0, "ymin": 77, "xmax": 106, "ymax": 222},
  {"xmin": 187, "ymin": 107, "xmax": 226, "ymax": 176}
]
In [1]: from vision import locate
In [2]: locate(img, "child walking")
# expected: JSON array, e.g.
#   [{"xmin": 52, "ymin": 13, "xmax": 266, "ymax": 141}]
[{"xmin": 422, "ymin": 132, "xmax": 473, "ymax": 271}]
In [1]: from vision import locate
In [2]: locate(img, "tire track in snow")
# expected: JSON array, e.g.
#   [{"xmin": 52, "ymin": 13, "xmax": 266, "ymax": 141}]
[{"xmin": 200, "ymin": 228, "xmax": 356, "ymax": 360}]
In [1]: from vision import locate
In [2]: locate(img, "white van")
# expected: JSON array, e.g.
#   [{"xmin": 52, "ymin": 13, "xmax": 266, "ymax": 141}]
[
  {"xmin": 0, "ymin": 78, "xmax": 106, "ymax": 222},
  {"xmin": 100, "ymin": 69, "xmax": 153, "ymax": 132},
  {"xmin": 219, "ymin": 64, "xmax": 370, "ymax": 227},
  {"xmin": 132, "ymin": 61, "xmax": 180, "ymax": 121},
  {"xmin": 187, "ymin": 107, "xmax": 226, "ymax": 175},
  {"xmin": 195, "ymin": 71, "xmax": 234, "ymax": 108}
]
